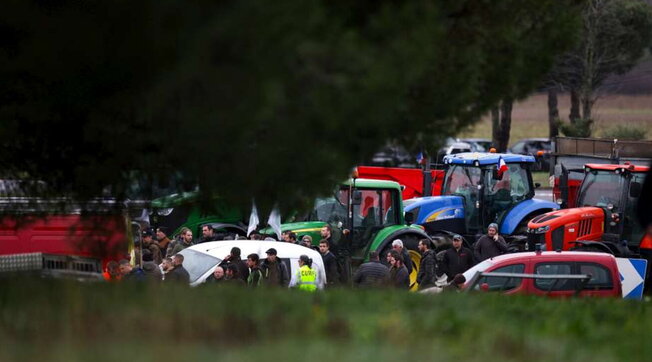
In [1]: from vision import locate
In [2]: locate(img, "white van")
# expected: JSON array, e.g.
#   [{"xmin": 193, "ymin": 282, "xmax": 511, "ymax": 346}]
[{"xmin": 178, "ymin": 240, "xmax": 326, "ymax": 288}]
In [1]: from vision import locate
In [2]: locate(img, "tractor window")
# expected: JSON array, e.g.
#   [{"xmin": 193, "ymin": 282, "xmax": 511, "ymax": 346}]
[
  {"xmin": 577, "ymin": 171, "xmax": 625, "ymax": 210},
  {"xmin": 626, "ymin": 173, "xmax": 647, "ymax": 245},
  {"xmin": 352, "ymin": 189, "xmax": 398, "ymax": 228},
  {"xmin": 310, "ymin": 196, "xmax": 347, "ymax": 224},
  {"xmin": 485, "ymin": 163, "xmax": 531, "ymax": 201},
  {"xmin": 442, "ymin": 165, "xmax": 481, "ymax": 196}
]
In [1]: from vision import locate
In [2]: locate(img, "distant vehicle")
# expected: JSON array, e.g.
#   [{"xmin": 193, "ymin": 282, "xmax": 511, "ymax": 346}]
[
  {"xmin": 435, "ymin": 140, "xmax": 473, "ymax": 164},
  {"xmin": 461, "ymin": 251, "xmax": 623, "ymax": 298},
  {"xmin": 457, "ymin": 138, "xmax": 493, "ymax": 152},
  {"xmin": 368, "ymin": 144, "xmax": 417, "ymax": 168},
  {"xmin": 508, "ymin": 138, "xmax": 552, "ymax": 171},
  {"xmin": 178, "ymin": 240, "xmax": 327, "ymax": 288}
]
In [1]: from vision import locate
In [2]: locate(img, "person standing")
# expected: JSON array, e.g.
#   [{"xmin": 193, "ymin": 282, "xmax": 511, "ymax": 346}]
[
  {"xmin": 246, "ymin": 254, "xmax": 263, "ymax": 288},
  {"xmin": 442, "ymin": 235, "xmax": 475, "ymax": 282},
  {"xmin": 391, "ymin": 240, "xmax": 412, "ymax": 275},
  {"xmin": 315, "ymin": 239, "xmax": 337, "ymax": 287},
  {"xmin": 293, "ymin": 255, "xmax": 318, "ymax": 292},
  {"xmin": 141, "ymin": 250, "xmax": 163, "ymax": 282},
  {"xmin": 165, "ymin": 254, "xmax": 190, "ymax": 284},
  {"xmin": 219, "ymin": 247, "xmax": 249, "ymax": 282},
  {"xmin": 259, "ymin": 248, "xmax": 290, "ymax": 287},
  {"xmin": 223, "ymin": 264, "xmax": 246, "ymax": 286},
  {"xmin": 168, "ymin": 227, "xmax": 194, "ymax": 256},
  {"xmin": 142, "ymin": 230, "xmax": 162, "ymax": 265},
  {"xmin": 473, "ymin": 223, "xmax": 508, "ymax": 262},
  {"xmin": 416, "ymin": 239, "xmax": 436, "ymax": 290},
  {"xmin": 156, "ymin": 227, "xmax": 172, "ymax": 258},
  {"xmin": 102, "ymin": 260, "xmax": 122, "ymax": 282},
  {"xmin": 387, "ymin": 250, "xmax": 409, "ymax": 289},
  {"xmin": 352, "ymin": 251, "xmax": 389, "ymax": 288},
  {"xmin": 118, "ymin": 259, "xmax": 145, "ymax": 282},
  {"xmin": 200, "ymin": 225, "xmax": 219, "ymax": 243},
  {"xmin": 204, "ymin": 266, "xmax": 225, "ymax": 284}
]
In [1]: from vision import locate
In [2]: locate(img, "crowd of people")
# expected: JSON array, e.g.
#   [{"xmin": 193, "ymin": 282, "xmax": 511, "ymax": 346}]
[{"xmin": 102, "ymin": 222, "xmax": 509, "ymax": 292}]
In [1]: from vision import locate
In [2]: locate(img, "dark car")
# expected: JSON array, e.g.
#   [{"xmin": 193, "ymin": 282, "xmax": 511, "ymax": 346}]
[
  {"xmin": 457, "ymin": 138, "xmax": 493, "ymax": 152},
  {"xmin": 508, "ymin": 138, "xmax": 552, "ymax": 171},
  {"xmin": 368, "ymin": 144, "xmax": 417, "ymax": 168}
]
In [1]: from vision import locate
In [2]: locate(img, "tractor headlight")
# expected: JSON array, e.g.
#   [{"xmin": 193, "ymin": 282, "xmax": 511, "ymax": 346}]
[{"xmin": 532, "ymin": 225, "xmax": 550, "ymax": 234}]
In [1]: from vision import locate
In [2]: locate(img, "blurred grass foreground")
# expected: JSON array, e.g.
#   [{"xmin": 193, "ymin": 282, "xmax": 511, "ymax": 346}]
[{"xmin": 1, "ymin": 279, "xmax": 651, "ymax": 362}]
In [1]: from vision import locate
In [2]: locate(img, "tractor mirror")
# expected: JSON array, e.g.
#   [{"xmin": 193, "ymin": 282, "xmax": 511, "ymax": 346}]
[
  {"xmin": 351, "ymin": 190, "xmax": 362, "ymax": 206},
  {"xmin": 404, "ymin": 212, "xmax": 414, "ymax": 225},
  {"xmin": 630, "ymin": 182, "xmax": 642, "ymax": 198},
  {"xmin": 534, "ymin": 182, "xmax": 541, "ymax": 189}
]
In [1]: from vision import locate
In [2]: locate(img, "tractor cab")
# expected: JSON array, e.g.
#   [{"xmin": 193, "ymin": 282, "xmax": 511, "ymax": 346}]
[
  {"xmin": 527, "ymin": 163, "xmax": 648, "ymax": 254},
  {"xmin": 575, "ymin": 164, "xmax": 646, "ymax": 246},
  {"xmin": 442, "ymin": 154, "xmax": 535, "ymax": 233}
]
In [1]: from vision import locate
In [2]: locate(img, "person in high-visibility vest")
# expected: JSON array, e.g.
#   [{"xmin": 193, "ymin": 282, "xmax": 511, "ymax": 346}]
[{"xmin": 295, "ymin": 255, "xmax": 317, "ymax": 292}]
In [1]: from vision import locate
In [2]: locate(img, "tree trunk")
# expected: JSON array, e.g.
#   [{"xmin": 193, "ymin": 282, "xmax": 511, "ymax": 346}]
[
  {"xmin": 569, "ymin": 89, "xmax": 581, "ymax": 123},
  {"xmin": 497, "ymin": 99, "xmax": 513, "ymax": 153},
  {"xmin": 581, "ymin": 96, "xmax": 592, "ymax": 120},
  {"xmin": 547, "ymin": 88, "xmax": 559, "ymax": 139},
  {"xmin": 491, "ymin": 106, "xmax": 500, "ymax": 150}
]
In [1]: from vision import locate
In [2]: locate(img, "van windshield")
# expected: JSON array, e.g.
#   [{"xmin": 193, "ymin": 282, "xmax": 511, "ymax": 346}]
[{"xmin": 178, "ymin": 249, "xmax": 221, "ymax": 284}]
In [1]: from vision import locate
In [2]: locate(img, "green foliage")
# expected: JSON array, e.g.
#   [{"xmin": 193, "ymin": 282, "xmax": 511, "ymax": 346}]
[
  {"xmin": 559, "ymin": 119, "xmax": 594, "ymax": 138},
  {"xmin": 1, "ymin": 279, "xmax": 652, "ymax": 362},
  {"xmin": 0, "ymin": 0, "xmax": 584, "ymax": 212},
  {"xmin": 601, "ymin": 124, "xmax": 648, "ymax": 140}
]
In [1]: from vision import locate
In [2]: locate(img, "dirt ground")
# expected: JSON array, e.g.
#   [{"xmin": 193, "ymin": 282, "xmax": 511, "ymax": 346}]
[{"xmin": 459, "ymin": 92, "xmax": 652, "ymax": 143}]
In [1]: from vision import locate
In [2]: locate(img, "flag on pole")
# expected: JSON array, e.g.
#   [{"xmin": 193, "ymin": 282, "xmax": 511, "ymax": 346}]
[
  {"xmin": 498, "ymin": 156, "xmax": 508, "ymax": 178},
  {"xmin": 267, "ymin": 206, "xmax": 282, "ymax": 240},
  {"xmin": 247, "ymin": 201, "xmax": 259, "ymax": 236},
  {"xmin": 416, "ymin": 151, "xmax": 425, "ymax": 165}
]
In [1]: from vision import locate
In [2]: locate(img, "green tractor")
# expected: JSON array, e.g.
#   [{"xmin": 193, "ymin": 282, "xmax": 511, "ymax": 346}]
[
  {"xmin": 261, "ymin": 178, "xmax": 430, "ymax": 287},
  {"xmin": 150, "ymin": 191, "xmax": 246, "ymax": 239}
]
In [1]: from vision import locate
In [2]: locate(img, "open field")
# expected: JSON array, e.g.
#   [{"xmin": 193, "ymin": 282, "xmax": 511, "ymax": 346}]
[
  {"xmin": 1, "ymin": 279, "xmax": 652, "ymax": 362},
  {"xmin": 459, "ymin": 93, "xmax": 652, "ymax": 144}
]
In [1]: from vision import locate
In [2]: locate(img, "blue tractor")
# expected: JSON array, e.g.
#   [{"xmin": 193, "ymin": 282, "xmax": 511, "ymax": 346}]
[{"xmin": 403, "ymin": 152, "xmax": 559, "ymax": 250}]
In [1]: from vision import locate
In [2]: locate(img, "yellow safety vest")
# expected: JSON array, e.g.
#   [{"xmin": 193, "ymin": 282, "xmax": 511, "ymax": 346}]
[{"xmin": 298, "ymin": 265, "xmax": 317, "ymax": 292}]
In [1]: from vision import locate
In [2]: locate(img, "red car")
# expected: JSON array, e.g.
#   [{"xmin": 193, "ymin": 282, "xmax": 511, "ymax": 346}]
[{"xmin": 462, "ymin": 251, "xmax": 622, "ymax": 298}]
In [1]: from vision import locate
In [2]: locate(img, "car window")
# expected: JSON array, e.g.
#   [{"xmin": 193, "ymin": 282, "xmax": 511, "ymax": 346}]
[
  {"xmin": 534, "ymin": 262, "xmax": 575, "ymax": 291},
  {"xmin": 476, "ymin": 264, "xmax": 525, "ymax": 291},
  {"xmin": 578, "ymin": 263, "xmax": 613, "ymax": 289},
  {"xmin": 178, "ymin": 249, "xmax": 221, "ymax": 284},
  {"xmin": 511, "ymin": 142, "xmax": 525, "ymax": 154}
]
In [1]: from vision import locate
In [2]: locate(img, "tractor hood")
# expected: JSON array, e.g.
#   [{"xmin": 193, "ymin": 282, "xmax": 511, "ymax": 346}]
[
  {"xmin": 527, "ymin": 207, "xmax": 605, "ymax": 251},
  {"xmin": 404, "ymin": 195, "xmax": 465, "ymax": 225}
]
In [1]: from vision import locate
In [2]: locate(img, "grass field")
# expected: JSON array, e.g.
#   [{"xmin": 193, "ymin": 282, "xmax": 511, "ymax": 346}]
[
  {"xmin": 459, "ymin": 93, "xmax": 652, "ymax": 144},
  {"xmin": 1, "ymin": 279, "xmax": 651, "ymax": 362}
]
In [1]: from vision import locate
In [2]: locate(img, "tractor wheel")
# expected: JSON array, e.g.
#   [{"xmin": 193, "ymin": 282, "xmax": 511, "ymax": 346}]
[{"xmin": 408, "ymin": 249, "xmax": 422, "ymax": 291}]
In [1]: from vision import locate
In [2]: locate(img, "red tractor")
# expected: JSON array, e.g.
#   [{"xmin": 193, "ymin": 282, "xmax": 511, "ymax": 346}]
[{"xmin": 527, "ymin": 163, "xmax": 648, "ymax": 261}]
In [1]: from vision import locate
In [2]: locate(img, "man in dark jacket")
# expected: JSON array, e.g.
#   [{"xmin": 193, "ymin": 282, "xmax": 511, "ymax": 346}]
[
  {"xmin": 319, "ymin": 239, "xmax": 339, "ymax": 287},
  {"xmin": 141, "ymin": 250, "xmax": 162, "ymax": 282},
  {"xmin": 118, "ymin": 259, "xmax": 145, "ymax": 282},
  {"xmin": 391, "ymin": 239, "xmax": 412, "ymax": 275},
  {"xmin": 168, "ymin": 227, "xmax": 195, "ymax": 256},
  {"xmin": 353, "ymin": 251, "xmax": 389, "ymax": 287},
  {"xmin": 442, "ymin": 234, "xmax": 475, "ymax": 281},
  {"xmin": 165, "ymin": 254, "xmax": 190, "ymax": 284},
  {"xmin": 246, "ymin": 253, "xmax": 263, "ymax": 287},
  {"xmin": 204, "ymin": 266, "xmax": 225, "ymax": 284},
  {"xmin": 473, "ymin": 223, "xmax": 508, "ymax": 262},
  {"xmin": 416, "ymin": 239, "xmax": 436, "ymax": 290},
  {"xmin": 142, "ymin": 230, "xmax": 162, "ymax": 265},
  {"xmin": 387, "ymin": 250, "xmax": 410, "ymax": 289},
  {"xmin": 200, "ymin": 225, "xmax": 219, "ymax": 243},
  {"xmin": 218, "ymin": 247, "xmax": 249, "ymax": 282},
  {"xmin": 259, "ymin": 248, "xmax": 290, "ymax": 287}
]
